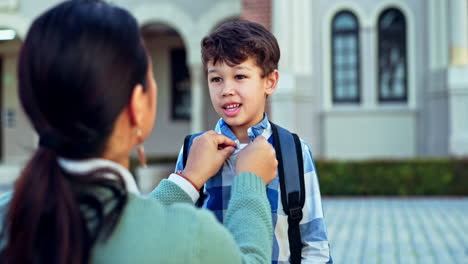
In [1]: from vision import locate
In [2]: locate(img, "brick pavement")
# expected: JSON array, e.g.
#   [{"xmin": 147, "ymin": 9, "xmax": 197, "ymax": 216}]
[
  {"xmin": 1, "ymin": 185, "xmax": 466, "ymax": 264},
  {"xmin": 323, "ymin": 198, "xmax": 468, "ymax": 264}
]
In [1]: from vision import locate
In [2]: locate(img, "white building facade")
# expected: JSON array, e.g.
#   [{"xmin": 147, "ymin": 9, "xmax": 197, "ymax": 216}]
[
  {"xmin": 0, "ymin": 0, "xmax": 467, "ymax": 171},
  {"xmin": 272, "ymin": 0, "xmax": 468, "ymax": 159},
  {"xmin": 0, "ymin": 0, "xmax": 238, "ymax": 168}
]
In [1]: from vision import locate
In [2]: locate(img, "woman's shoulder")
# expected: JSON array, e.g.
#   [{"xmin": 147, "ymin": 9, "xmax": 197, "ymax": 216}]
[
  {"xmin": 123, "ymin": 193, "xmax": 208, "ymax": 223},
  {"xmin": 93, "ymin": 193, "xmax": 240, "ymax": 263},
  {"xmin": 122, "ymin": 193, "xmax": 232, "ymax": 239}
]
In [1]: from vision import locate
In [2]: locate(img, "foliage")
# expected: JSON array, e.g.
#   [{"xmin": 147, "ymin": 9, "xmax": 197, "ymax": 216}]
[{"xmin": 315, "ymin": 159, "xmax": 468, "ymax": 196}]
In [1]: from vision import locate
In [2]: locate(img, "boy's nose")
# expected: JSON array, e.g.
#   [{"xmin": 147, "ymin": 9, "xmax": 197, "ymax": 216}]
[{"xmin": 222, "ymin": 83, "xmax": 236, "ymax": 96}]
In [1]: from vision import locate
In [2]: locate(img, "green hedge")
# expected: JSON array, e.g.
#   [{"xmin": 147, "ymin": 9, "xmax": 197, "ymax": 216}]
[
  {"xmin": 315, "ymin": 159, "xmax": 468, "ymax": 196},
  {"xmin": 135, "ymin": 157, "xmax": 468, "ymax": 196}
]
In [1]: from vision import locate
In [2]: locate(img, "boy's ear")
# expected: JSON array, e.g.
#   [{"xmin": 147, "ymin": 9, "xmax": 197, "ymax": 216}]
[
  {"xmin": 265, "ymin": 69, "xmax": 279, "ymax": 96},
  {"xmin": 128, "ymin": 83, "xmax": 145, "ymax": 127}
]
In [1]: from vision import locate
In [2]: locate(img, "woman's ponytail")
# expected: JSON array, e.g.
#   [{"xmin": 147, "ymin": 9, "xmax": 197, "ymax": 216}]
[{"xmin": 2, "ymin": 148, "xmax": 89, "ymax": 264}]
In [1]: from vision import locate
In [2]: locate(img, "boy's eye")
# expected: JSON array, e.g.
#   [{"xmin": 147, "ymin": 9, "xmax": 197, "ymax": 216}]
[
  {"xmin": 210, "ymin": 77, "xmax": 222, "ymax": 83},
  {"xmin": 235, "ymin": 75, "xmax": 247, "ymax": 80}
]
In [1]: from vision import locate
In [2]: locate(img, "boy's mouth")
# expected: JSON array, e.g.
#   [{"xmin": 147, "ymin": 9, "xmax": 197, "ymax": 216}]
[{"xmin": 223, "ymin": 103, "xmax": 242, "ymax": 117}]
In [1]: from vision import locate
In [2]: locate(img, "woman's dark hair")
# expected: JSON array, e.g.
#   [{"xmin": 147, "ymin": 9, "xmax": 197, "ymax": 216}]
[
  {"xmin": 0, "ymin": 0, "xmax": 148, "ymax": 263},
  {"xmin": 201, "ymin": 20, "xmax": 280, "ymax": 77}
]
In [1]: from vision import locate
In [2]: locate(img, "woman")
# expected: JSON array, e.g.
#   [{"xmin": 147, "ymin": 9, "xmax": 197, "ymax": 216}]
[{"xmin": 0, "ymin": 0, "xmax": 277, "ymax": 263}]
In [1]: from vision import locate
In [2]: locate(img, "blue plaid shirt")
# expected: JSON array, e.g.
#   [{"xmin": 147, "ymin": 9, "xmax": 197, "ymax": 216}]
[{"xmin": 176, "ymin": 115, "xmax": 332, "ymax": 263}]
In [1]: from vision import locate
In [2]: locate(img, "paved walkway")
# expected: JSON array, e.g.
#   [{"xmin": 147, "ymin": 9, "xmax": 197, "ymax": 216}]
[
  {"xmin": 323, "ymin": 198, "xmax": 468, "ymax": 264},
  {"xmin": 1, "ymin": 184, "xmax": 466, "ymax": 264}
]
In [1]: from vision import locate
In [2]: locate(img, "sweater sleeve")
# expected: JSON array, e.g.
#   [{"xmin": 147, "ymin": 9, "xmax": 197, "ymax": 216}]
[
  {"xmin": 147, "ymin": 179, "xmax": 193, "ymax": 205},
  {"xmin": 197, "ymin": 172, "xmax": 273, "ymax": 264}
]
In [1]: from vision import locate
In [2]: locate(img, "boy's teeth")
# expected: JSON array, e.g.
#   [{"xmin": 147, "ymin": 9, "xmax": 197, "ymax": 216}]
[{"xmin": 226, "ymin": 104, "xmax": 240, "ymax": 109}]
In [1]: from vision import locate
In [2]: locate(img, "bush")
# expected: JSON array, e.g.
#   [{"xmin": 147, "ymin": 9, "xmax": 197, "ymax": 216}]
[
  {"xmin": 315, "ymin": 159, "xmax": 468, "ymax": 196},
  {"xmin": 135, "ymin": 157, "xmax": 468, "ymax": 196}
]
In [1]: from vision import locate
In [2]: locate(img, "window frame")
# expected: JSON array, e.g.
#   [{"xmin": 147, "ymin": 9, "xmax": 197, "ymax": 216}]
[
  {"xmin": 331, "ymin": 10, "xmax": 361, "ymax": 104},
  {"xmin": 377, "ymin": 8, "xmax": 408, "ymax": 103}
]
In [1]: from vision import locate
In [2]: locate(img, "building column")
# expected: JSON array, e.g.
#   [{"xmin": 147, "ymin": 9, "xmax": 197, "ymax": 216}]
[
  {"xmin": 448, "ymin": 0, "xmax": 468, "ymax": 157},
  {"xmin": 242, "ymin": 0, "xmax": 273, "ymax": 114},
  {"xmin": 270, "ymin": 0, "xmax": 320, "ymax": 154},
  {"xmin": 449, "ymin": 0, "xmax": 468, "ymax": 65},
  {"xmin": 1, "ymin": 51, "xmax": 36, "ymax": 164},
  {"xmin": 448, "ymin": 68, "xmax": 468, "ymax": 157},
  {"xmin": 189, "ymin": 63, "xmax": 204, "ymax": 133}
]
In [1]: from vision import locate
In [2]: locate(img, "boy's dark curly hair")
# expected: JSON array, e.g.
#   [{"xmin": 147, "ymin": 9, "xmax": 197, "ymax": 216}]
[{"xmin": 201, "ymin": 20, "xmax": 280, "ymax": 77}]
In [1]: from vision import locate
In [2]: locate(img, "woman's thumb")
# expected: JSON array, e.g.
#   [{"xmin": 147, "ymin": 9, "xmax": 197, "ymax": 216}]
[{"xmin": 219, "ymin": 146, "xmax": 235, "ymax": 159}]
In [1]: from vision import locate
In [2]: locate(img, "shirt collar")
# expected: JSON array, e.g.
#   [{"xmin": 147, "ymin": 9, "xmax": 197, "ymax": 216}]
[
  {"xmin": 214, "ymin": 113, "xmax": 272, "ymax": 145},
  {"xmin": 57, "ymin": 157, "xmax": 140, "ymax": 195}
]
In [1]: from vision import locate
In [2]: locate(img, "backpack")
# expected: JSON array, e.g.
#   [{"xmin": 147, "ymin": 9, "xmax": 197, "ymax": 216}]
[{"xmin": 182, "ymin": 122, "xmax": 305, "ymax": 264}]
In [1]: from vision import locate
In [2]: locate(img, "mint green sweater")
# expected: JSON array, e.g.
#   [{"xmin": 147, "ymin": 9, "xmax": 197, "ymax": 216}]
[{"xmin": 1, "ymin": 172, "xmax": 273, "ymax": 263}]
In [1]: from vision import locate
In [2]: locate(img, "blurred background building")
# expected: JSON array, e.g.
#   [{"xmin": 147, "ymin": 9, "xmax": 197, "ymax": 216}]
[
  {"xmin": 0, "ymin": 0, "xmax": 467, "ymax": 175},
  {"xmin": 2, "ymin": 3, "xmax": 466, "ymax": 262}
]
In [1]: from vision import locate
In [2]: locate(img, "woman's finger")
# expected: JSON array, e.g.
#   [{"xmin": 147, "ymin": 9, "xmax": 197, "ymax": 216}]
[{"xmin": 213, "ymin": 133, "xmax": 237, "ymax": 147}]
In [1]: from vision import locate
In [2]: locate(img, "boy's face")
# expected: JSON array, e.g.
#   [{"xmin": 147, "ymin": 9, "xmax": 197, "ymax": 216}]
[{"xmin": 207, "ymin": 57, "xmax": 278, "ymax": 132}]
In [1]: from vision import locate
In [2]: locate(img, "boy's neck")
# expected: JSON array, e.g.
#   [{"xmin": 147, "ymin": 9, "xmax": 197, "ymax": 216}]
[
  {"xmin": 231, "ymin": 126, "xmax": 250, "ymax": 143},
  {"xmin": 226, "ymin": 113, "xmax": 266, "ymax": 143}
]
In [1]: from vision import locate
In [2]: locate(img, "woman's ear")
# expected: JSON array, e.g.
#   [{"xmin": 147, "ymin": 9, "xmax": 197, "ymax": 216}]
[
  {"xmin": 128, "ymin": 83, "xmax": 145, "ymax": 127},
  {"xmin": 265, "ymin": 70, "xmax": 279, "ymax": 96}
]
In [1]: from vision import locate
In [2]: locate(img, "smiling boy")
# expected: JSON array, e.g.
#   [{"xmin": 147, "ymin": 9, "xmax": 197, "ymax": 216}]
[
  {"xmin": 208, "ymin": 55, "xmax": 274, "ymax": 141},
  {"xmin": 175, "ymin": 20, "xmax": 332, "ymax": 263}
]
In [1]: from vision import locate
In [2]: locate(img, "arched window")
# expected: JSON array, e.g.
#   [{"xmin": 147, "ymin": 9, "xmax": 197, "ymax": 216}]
[
  {"xmin": 332, "ymin": 11, "xmax": 360, "ymax": 103},
  {"xmin": 378, "ymin": 8, "xmax": 407, "ymax": 102}
]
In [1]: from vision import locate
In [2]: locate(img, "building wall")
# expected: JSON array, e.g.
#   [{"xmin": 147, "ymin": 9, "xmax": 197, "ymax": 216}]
[
  {"xmin": 144, "ymin": 35, "xmax": 191, "ymax": 157},
  {"xmin": 0, "ymin": 0, "xmax": 241, "ymax": 162},
  {"xmin": 320, "ymin": 0, "xmax": 424, "ymax": 160},
  {"xmin": 1, "ymin": 0, "xmax": 465, "ymax": 163},
  {"xmin": 324, "ymin": 110, "xmax": 416, "ymax": 159},
  {"xmin": 0, "ymin": 39, "xmax": 36, "ymax": 165},
  {"xmin": 446, "ymin": 0, "xmax": 468, "ymax": 157},
  {"xmin": 423, "ymin": 0, "xmax": 450, "ymax": 157},
  {"xmin": 424, "ymin": 70, "xmax": 450, "ymax": 157},
  {"xmin": 273, "ymin": 0, "xmax": 435, "ymax": 159},
  {"xmin": 271, "ymin": 0, "xmax": 319, "ymax": 153}
]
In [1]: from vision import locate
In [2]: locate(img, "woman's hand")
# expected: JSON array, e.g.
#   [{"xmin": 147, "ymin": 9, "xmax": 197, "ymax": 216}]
[
  {"xmin": 183, "ymin": 131, "xmax": 236, "ymax": 189},
  {"xmin": 236, "ymin": 136, "xmax": 277, "ymax": 184}
]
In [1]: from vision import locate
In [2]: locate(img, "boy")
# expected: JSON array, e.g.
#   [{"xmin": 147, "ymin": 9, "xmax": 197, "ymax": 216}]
[{"xmin": 175, "ymin": 20, "xmax": 332, "ymax": 263}]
